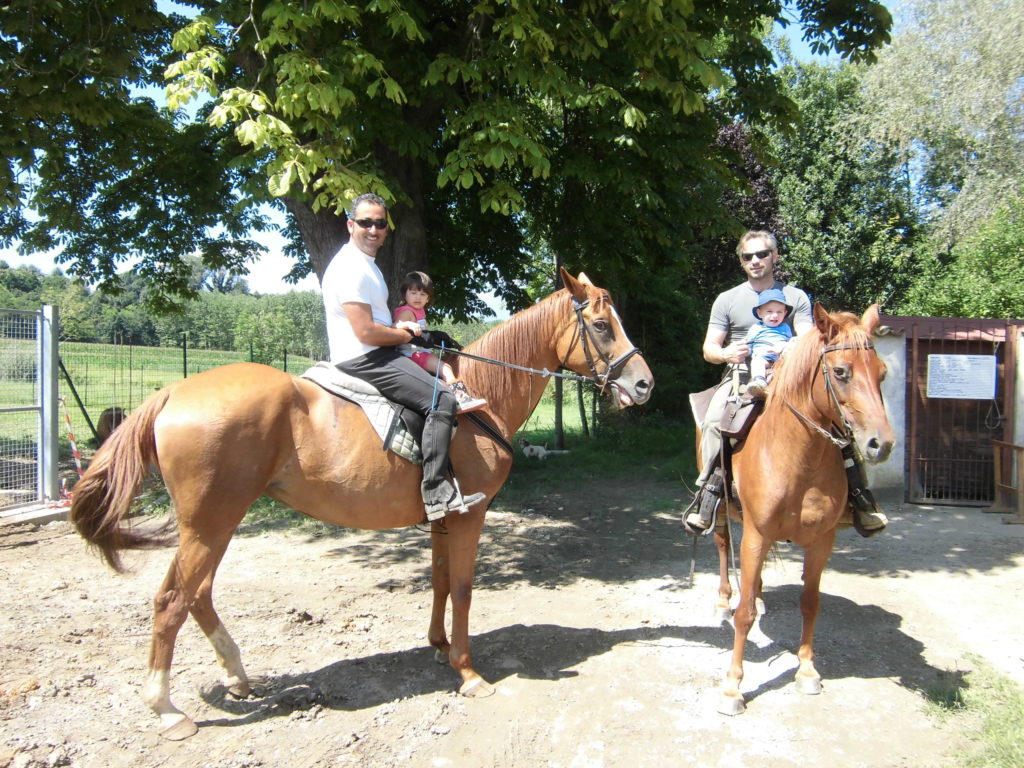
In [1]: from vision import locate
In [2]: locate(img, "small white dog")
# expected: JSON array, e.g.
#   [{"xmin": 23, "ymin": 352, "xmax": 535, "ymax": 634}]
[{"xmin": 518, "ymin": 437, "xmax": 569, "ymax": 460}]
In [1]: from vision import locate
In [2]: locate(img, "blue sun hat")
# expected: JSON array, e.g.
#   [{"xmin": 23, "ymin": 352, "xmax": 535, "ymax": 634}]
[{"xmin": 752, "ymin": 288, "xmax": 793, "ymax": 319}]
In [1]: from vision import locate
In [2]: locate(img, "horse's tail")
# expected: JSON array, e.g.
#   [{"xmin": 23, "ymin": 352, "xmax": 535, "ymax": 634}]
[{"xmin": 69, "ymin": 387, "xmax": 174, "ymax": 573}]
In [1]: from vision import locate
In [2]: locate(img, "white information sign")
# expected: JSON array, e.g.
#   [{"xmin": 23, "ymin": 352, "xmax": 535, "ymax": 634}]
[{"xmin": 926, "ymin": 354, "xmax": 997, "ymax": 400}]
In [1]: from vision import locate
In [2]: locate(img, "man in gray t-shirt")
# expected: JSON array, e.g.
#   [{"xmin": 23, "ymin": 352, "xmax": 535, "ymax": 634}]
[{"xmin": 683, "ymin": 231, "xmax": 812, "ymax": 534}]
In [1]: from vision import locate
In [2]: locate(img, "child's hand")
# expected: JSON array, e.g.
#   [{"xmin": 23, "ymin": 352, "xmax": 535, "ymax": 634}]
[{"xmin": 411, "ymin": 330, "xmax": 461, "ymax": 349}]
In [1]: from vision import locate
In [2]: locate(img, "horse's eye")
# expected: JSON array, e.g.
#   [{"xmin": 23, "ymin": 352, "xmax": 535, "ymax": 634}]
[
  {"xmin": 592, "ymin": 319, "xmax": 610, "ymax": 333},
  {"xmin": 833, "ymin": 365, "xmax": 851, "ymax": 381}
]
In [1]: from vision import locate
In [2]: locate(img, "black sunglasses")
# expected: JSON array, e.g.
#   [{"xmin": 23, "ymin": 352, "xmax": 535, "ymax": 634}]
[
  {"xmin": 353, "ymin": 218, "xmax": 388, "ymax": 230},
  {"xmin": 740, "ymin": 249, "xmax": 772, "ymax": 262}
]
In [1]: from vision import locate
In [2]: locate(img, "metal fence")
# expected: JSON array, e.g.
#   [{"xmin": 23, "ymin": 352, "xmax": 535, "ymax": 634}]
[
  {"xmin": 0, "ymin": 307, "xmax": 58, "ymax": 511},
  {"xmin": 0, "ymin": 305, "xmax": 320, "ymax": 510},
  {"xmin": 58, "ymin": 339, "xmax": 318, "ymax": 445}
]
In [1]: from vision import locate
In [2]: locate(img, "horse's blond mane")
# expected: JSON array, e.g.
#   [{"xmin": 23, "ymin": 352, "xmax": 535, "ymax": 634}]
[
  {"xmin": 458, "ymin": 289, "xmax": 571, "ymax": 403},
  {"xmin": 772, "ymin": 309, "xmax": 874, "ymax": 411}
]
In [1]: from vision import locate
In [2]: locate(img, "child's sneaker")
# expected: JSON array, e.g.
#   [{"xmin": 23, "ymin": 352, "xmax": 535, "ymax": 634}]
[
  {"xmin": 450, "ymin": 380, "xmax": 487, "ymax": 413},
  {"xmin": 746, "ymin": 376, "xmax": 768, "ymax": 399}
]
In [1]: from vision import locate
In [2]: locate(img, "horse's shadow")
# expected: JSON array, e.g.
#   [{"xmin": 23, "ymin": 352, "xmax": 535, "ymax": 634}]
[
  {"xmin": 726, "ymin": 584, "xmax": 967, "ymax": 704},
  {"xmin": 196, "ymin": 593, "xmax": 961, "ymax": 728}
]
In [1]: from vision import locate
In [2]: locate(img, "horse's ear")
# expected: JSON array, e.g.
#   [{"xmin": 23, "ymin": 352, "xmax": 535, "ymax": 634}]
[
  {"xmin": 560, "ymin": 267, "xmax": 589, "ymax": 302},
  {"xmin": 812, "ymin": 302, "xmax": 836, "ymax": 338},
  {"xmin": 862, "ymin": 304, "xmax": 881, "ymax": 335}
]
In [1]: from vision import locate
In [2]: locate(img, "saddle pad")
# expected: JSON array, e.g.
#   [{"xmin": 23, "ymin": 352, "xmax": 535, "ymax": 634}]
[
  {"xmin": 300, "ymin": 362, "xmax": 422, "ymax": 465},
  {"xmin": 689, "ymin": 385, "xmax": 719, "ymax": 427}
]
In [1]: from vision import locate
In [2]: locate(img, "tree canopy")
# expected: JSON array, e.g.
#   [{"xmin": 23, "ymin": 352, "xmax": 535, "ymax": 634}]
[
  {"xmin": 857, "ymin": 0, "xmax": 1024, "ymax": 250},
  {"xmin": 765, "ymin": 61, "xmax": 921, "ymax": 311},
  {"xmin": 2, "ymin": 0, "xmax": 892, "ymax": 318}
]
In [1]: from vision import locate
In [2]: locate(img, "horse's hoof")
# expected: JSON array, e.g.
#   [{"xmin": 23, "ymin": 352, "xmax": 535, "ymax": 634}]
[
  {"xmin": 717, "ymin": 692, "xmax": 745, "ymax": 716},
  {"xmin": 713, "ymin": 606, "xmax": 732, "ymax": 624},
  {"xmin": 433, "ymin": 649, "xmax": 449, "ymax": 665},
  {"xmin": 795, "ymin": 674, "xmax": 822, "ymax": 695},
  {"xmin": 159, "ymin": 715, "xmax": 198, "ymax": 741},
  {"xmin": 459, "ymin": 677, "xmax": 495, "ymax": 698},
  {"xmin": 226, "ymin": 680, "xmax": 251, "ymax": 699}
]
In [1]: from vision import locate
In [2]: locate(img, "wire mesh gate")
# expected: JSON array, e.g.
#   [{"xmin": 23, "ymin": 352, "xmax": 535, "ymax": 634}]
[
  {"xmin": 902, "ymin": 317, "xmax": 1017, "ymax": 506},
  {"xmin": 0, "ymin": 306, "xmax": 59, "ymax": 512}
]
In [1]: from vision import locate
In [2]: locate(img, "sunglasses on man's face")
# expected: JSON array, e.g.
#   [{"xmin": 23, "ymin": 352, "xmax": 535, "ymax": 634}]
[
  {"xmin": 353, "ymin": 218, "xmax": 388, "ymax": 230},
  {"xmin": 740, "ymin": 249, "xmax": 772, "ymax": 262}
]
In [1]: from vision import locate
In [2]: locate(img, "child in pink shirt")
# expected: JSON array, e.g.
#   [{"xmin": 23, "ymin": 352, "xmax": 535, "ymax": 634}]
[{"xmin": 393, "ymin": 271, "xmax": 487, "ymax": 413}]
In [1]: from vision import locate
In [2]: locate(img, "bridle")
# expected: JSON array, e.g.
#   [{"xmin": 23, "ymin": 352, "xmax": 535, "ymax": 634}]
[
  {"xmin": 439, "ymin": 293, "xmax": 642, "ymax": 390},
  {"xmin": 785, "ymin": 340, "xmax": 875, "ymax": 449},
  {"xmin": 565, "ymin": 296, "xmax": 643, "ymax": 392}
]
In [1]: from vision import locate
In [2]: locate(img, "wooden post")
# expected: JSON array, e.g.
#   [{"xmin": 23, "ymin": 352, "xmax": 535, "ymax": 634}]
[{"xmin": 989, "ymin": 440, "xmax": 1024, "ymax": 523}]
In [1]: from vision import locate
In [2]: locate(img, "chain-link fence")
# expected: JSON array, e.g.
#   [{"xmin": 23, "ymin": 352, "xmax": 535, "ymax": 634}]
[{"xmin": 0, "ymin": 310, "xmax": 44, "ymax": 509}]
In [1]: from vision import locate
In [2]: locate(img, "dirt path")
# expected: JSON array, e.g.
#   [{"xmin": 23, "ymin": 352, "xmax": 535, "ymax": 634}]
[{"xmin": 2, "ymin": 482, "xmax": 1022, "ymax": 768}]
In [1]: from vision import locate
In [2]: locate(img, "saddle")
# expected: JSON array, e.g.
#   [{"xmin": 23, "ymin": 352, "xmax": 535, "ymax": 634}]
[{"xmin": 301, "ymin": 363, "xmax": 425, "ymax": 464}]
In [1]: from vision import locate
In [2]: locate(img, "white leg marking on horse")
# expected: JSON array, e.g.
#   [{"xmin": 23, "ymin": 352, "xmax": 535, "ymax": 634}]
[
  {"xmin": 208, "ymin": 623, "xmax": 249, "ymax": 694},
  {"xmin": 141, "ymin": 669, "xmax": 196, "ymax": 738}
]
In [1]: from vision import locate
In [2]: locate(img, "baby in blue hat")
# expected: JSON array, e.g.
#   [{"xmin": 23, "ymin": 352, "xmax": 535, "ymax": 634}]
[{"xmin": 745, "ymin": 288, "xmax": 794, "ymax": 398}]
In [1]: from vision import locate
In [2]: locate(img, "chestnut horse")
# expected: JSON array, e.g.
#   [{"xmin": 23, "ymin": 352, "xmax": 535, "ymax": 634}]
[
  {"xmin": 699, "ymin": 304, "xmax": 894, "ymax": 715},
  {"xmin": 69, "ymin": 269, "xmax": 653, "ymax": 740}
]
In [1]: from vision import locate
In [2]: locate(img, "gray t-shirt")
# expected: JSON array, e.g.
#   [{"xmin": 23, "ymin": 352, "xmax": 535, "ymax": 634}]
[{"xmin": 708, "ymin": 280, "xmax": 812, "ymax": 348}]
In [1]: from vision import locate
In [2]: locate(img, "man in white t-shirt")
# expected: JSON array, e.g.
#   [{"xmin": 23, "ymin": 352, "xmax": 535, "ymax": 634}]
[{"xmin": 322, "ymin": 193, "xmax": 486, "ymax": 522}]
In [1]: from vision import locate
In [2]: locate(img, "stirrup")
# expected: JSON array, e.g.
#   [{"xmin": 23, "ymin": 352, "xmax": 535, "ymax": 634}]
[
  {"xmin": 851, "ymin": 488, "xmax": 887, "ymax": 537},
  {"xmin": 425, "ymin": 479, "xmax": 487, "ymax": 522},
  {"xmin": 683, "ymin": 475, "xmax": 722, "ymax": 537},
  {"xmin": 844, "ymin": 444, "xmax": 887, "ymax": 537}
]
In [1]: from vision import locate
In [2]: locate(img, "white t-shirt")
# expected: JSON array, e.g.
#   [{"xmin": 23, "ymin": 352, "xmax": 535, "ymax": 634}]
[{"xmin": 322, "ymin": 241, "xmax": 392, "ymax": 363}]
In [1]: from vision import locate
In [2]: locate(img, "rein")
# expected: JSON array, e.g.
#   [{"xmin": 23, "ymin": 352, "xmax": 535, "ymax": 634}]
[
  {"xmin": 784, "ymin": 340, "xmax": 875, "ymax": 448},
  {"xmin": 432, "ymin": 294, "xmax": 642, "ymax": 390}
]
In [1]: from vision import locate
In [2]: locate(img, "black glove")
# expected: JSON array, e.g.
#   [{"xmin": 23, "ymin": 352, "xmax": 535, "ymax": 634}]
[{"xmin": 409, "ymin": 330, "xmax": 462, "ymax": 349}]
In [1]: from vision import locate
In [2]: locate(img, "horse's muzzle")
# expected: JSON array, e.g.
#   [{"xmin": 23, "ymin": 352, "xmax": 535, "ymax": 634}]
[
  {"xmin": 610, "ymin": 365, "xmax": 653, "ymax": 408},
  {"xmin": 861, "ymin": 434, "xmax": 894, "ymax": 464}
]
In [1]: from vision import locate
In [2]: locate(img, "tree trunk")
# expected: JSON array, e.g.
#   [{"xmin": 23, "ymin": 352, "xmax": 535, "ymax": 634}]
[
  {"xmin": 283, "ymin": 198, "xmax": 349, "ymax": 282},
  {"xmin": 284, "ymin": 152, "xmax": 429, "ymax": 304}
]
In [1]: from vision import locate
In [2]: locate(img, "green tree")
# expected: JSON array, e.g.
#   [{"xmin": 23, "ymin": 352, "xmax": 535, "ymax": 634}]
[
  {"xmin": 41, "ymin": 277, "xmax": 97, "ymax": 341},
  {"xmin": 899, "ymin": 195, "xmax": 1024, "ymax": 318},
  {"xmin": 0, "ymin": 262, "xmax": 44, "ymax": 307},
  {"xmin": 765, "ymin": 61, "xmax": 921, "ymax": 311},
  {"xmin": 858, "ymin": 0, "xmax": 1024, "ymax": 250},
  {"xmin": 0, "ymin": 2, "xmax": 268, "ymax": 312},
  {"xmin": 234, "ymin": 302, "xmax": 298, "ymax": 364},
  {"xmin": 2, "ymin": 0, "xmax": 892, "ymax": 315}
]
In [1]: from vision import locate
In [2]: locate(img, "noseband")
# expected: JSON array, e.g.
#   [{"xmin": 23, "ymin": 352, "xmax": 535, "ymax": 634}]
[{"xmin": 567, "ymin": 296, "xmax": 643, "ymax": 391}]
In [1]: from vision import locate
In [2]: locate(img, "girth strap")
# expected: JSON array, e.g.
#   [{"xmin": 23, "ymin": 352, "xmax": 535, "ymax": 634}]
[{"xmin": 464, "ymin": 412, "xmax": 514, "ymax": 457}]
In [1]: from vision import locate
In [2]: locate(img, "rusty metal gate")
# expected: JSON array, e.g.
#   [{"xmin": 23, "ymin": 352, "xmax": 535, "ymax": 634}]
[{"xmin": 901, "ymin": 317, "xmax": 1018, "ymax": 506}]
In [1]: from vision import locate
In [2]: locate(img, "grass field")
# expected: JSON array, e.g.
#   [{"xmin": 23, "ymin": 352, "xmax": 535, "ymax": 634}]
[{"xmin": 58, "ymin": 341, "xmax": 318, "ymax": 433}]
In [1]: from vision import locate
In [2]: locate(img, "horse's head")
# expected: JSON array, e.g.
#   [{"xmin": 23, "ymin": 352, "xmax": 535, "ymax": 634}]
[
  {"xmin": 810, "ymin": 303, "xmax": 895, "ymax": 463},
  {"xmin": 556, "ymin": 268, "xmax": 653, "ymax": 408}
]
